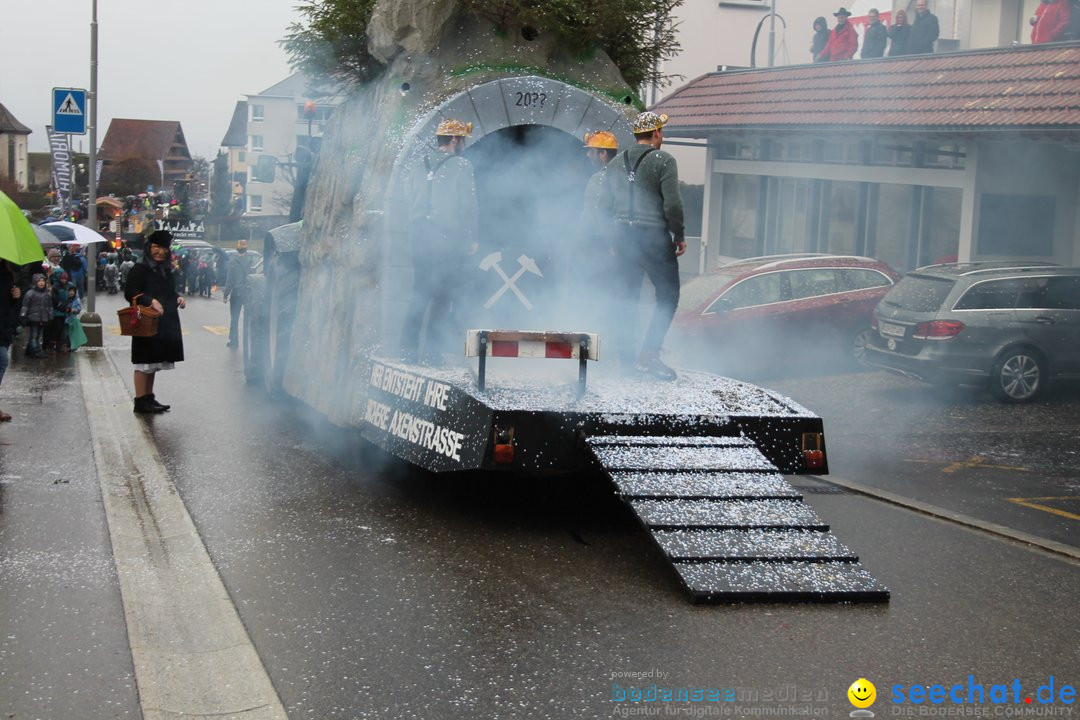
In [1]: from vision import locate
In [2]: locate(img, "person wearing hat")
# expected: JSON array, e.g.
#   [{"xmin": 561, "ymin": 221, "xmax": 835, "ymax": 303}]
[
  {"xmin": 810, "ymin": 17, "xmax": 831, "ymax": 62},
  {"xmin": 600, "ymin": 111, "xmax": 685, "ymax": 381},
  {"xmin": 400, "ymin": 118, "xmax": 479, "ymax": 365},
  {"xmin": 125, "ymin": 230, "xmax": 186, "ymax": 414},
  {"xmin": 818, "ymin": 8, "xmax": 858, "ymax": 61},
  {"xmin": 579, "ymin": 131, "xmax": 620, "ymax": 333},
  {"xmin": 223, "ymin": 239, "xmax": 255, "ymax": 349}
]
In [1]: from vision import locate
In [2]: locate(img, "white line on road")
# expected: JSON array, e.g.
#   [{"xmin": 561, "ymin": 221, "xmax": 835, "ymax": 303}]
[{"xmin": 78, "ymin": 349, "xmax": 289, "ymax": 720}]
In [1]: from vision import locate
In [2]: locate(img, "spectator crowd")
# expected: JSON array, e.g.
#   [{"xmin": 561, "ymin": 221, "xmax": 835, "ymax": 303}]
[{"xmin": 813, "ymin": 0, "xmax": 1077, "ymax": 63}]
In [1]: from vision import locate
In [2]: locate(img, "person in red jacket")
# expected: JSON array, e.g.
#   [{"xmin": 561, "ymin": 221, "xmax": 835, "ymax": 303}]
[
  {"xmin": 818, "ymin": 7, "xmax": 859, "ymax": 61},
  {"xmin": 1031, "ymin": 0, "xmax": 1073, "ymax": 43}
]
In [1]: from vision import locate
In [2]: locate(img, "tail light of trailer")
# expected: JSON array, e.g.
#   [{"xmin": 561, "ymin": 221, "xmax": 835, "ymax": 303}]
[
  {"xmin": 493, "ymin": 427, "xmax": 515, "ymax": 464},
  {"xmin": 802, "ymin": 432, "xmax": 825, "ymax": 470}
]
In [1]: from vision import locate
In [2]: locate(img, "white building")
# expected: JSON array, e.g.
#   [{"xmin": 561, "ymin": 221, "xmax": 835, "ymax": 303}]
[{"xmin": 233, "ymin": 74, "xmax": 340, "ymax": 218}]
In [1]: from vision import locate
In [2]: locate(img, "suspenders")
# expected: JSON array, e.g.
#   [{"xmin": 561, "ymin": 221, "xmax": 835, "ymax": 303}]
[
  {"xmin": 422, "ymin": 154, "xmax": 453, "ymax": 218},
  {"xmin": 621, "ymin": 148, "xmax": 656, "ymax": 223}
]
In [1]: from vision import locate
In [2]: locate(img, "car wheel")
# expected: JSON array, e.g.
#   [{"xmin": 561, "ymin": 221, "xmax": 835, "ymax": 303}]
[
  {"xmin": 851, "ymin": 327, "xmax": 874, "ymax": 367},
  {"xmin": 990, "ymin": 347, "xmax": 1045, "ymax": 403}
]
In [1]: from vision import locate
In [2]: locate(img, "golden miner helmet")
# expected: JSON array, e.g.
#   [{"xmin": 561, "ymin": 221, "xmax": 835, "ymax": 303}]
[
  {"xmin": 583, "ymin": 131, "xmax": 618, "ymax": 150},
  {"xmin": 632, "ymin": 111, "xmax": 669, "ymax": 134},
  {"xmin": 436, "ymin": 119, "xmax": 473, "ymax": 137}
]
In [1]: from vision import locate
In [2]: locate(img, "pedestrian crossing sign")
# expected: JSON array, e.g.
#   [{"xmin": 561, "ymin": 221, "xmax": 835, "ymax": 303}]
[{"xmin": 52, "ymin": 87, "xmax": 87, "ymax": 134}]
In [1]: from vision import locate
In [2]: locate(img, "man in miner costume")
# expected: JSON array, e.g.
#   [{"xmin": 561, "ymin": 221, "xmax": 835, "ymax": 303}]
[
  {"xmin": 401, "ymin": 119, "xmax": 480, "ymax": 365},
  {"xmin": 601, "ymin": 111, "xmax": 686, "ymax": 381},
  {"xmin": 580, "ymin": 130, "xmax": 620, "ymax": 340}
]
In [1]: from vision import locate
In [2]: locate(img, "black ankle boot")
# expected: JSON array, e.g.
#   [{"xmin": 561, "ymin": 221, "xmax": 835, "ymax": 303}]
[
  {"xmin": 133, "ymin": 395, "xmax": 165, "ymax": 414},
  {"xmin": 148, "ymin": 394, "xmax": 171, "ymax": 411}
]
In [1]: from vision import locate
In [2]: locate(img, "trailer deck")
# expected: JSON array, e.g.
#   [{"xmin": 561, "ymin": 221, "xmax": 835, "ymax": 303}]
[{"xmin": 360, "ymin": 358, "xmax": 890, "ymax": 603}]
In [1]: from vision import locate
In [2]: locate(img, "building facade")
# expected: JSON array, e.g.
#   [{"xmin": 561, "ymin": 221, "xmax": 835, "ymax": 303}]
[
  {"xmin": 654, "ymin": 0, "xmax": 1054, "ymax": 184},
  {"xmin": 0, "ymin": 103, "xmax": 31, "ymax": 191},
  {"xmin": 653, "ymin": 42, "xmax": 1080, "ymax": 273},
  {"xmin": 238, "ymin": 74, "xmax": 339, "ymax": 218}
]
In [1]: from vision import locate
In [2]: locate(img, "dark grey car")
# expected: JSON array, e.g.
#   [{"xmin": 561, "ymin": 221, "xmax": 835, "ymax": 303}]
[{"xmin": 865, "ymin": 263, "xmax": 1080, "ymax": 402}]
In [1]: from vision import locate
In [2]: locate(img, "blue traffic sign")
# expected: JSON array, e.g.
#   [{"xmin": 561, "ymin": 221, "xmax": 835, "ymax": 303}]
[{"xmin": 52, "ymin": 87, "xmax": 87, "ymax": 134}]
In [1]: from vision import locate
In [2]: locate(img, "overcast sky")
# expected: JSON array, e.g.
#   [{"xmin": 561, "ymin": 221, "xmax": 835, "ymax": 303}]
[{"xmin": 0, "ymin": 0, "xmax": 299, "ymax": 160}]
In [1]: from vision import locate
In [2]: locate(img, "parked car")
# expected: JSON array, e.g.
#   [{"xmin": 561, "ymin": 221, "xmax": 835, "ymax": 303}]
[
  {"xmin": 865, "ymin": 263, "xmax": 1080, "ymax": 402},
  {"xmin": 670, "ymin": 254, "xmax": 902, "ymax": 375}
]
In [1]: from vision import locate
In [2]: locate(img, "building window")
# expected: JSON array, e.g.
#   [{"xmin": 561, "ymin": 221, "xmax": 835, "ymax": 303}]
[
  {"xmin": 237, "ymin": 151, "xmax": 245, "ymax": 162},
  {"xmin": 251, "ymin": 105, "xmax": 264, "ymax": 122},
  {"xmin": 249, "ymin": 194, "xmax": 262, "ymax": 212},
  {"xmin": 250, "ymin": 135, "xmax": 263, "ymax": 152}
]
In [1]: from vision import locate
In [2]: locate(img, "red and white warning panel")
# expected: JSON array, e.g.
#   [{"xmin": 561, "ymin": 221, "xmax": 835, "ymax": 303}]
[
  {"xmin": 465, "ymin": 330, "xmax": 600, "ymax": 393},
  {"xmin": 465, "ymin": 330, "xmax": 600, "ymax": 360}
]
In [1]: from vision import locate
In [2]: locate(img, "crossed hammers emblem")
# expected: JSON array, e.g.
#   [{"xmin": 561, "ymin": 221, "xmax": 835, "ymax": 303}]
[{"xmin": 479, "ymin": 251, "xmax": 543, "ymax": 310}]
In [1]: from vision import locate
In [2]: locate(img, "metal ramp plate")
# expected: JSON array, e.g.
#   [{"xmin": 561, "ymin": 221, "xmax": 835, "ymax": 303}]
[{"xmin": 585, "ymin": 435, "xmax": 889, "ymax": 603}]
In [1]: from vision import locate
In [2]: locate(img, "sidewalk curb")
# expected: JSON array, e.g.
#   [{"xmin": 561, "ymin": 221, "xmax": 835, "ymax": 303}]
[
  {"xmin": 813, "ymin": 473, "xmax": 1080, "ymax": 563},
  {"xmin": 77, "ymin": 348, "xmax": 290, "ymax": 719}
]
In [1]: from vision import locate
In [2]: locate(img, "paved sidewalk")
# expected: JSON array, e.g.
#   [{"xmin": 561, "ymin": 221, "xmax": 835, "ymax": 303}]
[
  {"xmin": 0, "ymin": 347, "xmax": 139, "ymax": 718},
  {"xmin": 1, "ymin": 346, "xmax": 288, "ymax": 720}
]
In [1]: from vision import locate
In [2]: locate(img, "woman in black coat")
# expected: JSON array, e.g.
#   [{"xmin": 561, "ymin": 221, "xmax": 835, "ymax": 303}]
[{"xmin": 124, "ymin": 230, "xmax": 186, "ymax": 413}]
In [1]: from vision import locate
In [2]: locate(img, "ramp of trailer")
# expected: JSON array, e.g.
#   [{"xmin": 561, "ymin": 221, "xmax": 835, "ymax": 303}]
[{"xmin": 586, "ymin": 435, "xmax": 890, "ymax": 603}]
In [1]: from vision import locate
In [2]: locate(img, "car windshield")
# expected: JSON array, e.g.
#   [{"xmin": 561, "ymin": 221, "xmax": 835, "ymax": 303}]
[
  {"xmin": 880, "ymin": 275, "xmax": 954, "ymax": 312},
  {"xmin": 678, "ymin": 273, "xmax": 739, "ymax": 311}
]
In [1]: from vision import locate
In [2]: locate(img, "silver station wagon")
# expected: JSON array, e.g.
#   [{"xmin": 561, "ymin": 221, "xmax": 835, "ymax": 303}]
[{"xmin": 865, "ymin": 263, "xmax": 1080, "ymax": 402}]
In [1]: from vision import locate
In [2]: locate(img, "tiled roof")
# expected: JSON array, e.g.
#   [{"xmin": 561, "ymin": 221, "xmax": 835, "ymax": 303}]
[
  {"xmin": 99, "ymin": 119, "xmax": 191, "ymax": 162},
  {"xmin": 653, "ymin": 42, "xmax": 1080, "ymax": 135},
  {"xmin": 0, "ymin": 103, "xmax": 31, "ymax": 134}
]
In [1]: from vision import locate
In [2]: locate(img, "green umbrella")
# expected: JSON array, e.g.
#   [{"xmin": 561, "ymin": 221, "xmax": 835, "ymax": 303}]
[{"xmin": 0, "ymin": 190, "xmax": 45, "ymax": 265}]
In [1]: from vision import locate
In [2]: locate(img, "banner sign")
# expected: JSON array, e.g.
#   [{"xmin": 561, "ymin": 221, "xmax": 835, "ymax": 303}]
[{"xmin": 46, "ymin": 127, "xmax": 73, "ymax": 210}]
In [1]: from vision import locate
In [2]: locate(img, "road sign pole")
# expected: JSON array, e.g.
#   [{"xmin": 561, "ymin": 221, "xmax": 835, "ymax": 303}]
[{"xmin": 83, "ymin": 0, "xmax": 102, "ymax": 345}]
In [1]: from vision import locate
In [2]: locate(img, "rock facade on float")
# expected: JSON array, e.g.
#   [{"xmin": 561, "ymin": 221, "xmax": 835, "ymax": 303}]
[{"xmin": 283, "ymin": 0, "xmax": 636, "ymax": 426}]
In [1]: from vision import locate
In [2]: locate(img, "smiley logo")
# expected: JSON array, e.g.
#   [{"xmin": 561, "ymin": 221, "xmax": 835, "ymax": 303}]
[{"xmin": 848, "ymin": 678, "xmax": 877, "ymax": 708}]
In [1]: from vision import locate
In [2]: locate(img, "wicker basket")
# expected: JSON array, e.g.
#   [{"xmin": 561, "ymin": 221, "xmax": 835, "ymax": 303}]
[{"xmin": 117, "ymin": 296, "xmax": 161, "ymax": 337}]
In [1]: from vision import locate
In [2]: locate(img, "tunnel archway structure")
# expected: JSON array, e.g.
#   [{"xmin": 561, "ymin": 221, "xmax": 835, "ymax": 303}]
[{"xmin": 381, "ymin": 76, "xmax": 635, "ymax": 352}]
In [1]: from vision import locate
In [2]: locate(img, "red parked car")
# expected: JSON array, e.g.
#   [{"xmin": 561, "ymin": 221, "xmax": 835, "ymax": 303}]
[{"xmin": 670, "ymin": 254, "xmax": 902, "ymax": 376}]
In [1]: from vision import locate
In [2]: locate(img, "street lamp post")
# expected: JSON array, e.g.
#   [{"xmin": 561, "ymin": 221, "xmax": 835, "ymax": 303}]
[{"xmin": 768, "ymin": 0, "xmax": 777, "ymax": 67}]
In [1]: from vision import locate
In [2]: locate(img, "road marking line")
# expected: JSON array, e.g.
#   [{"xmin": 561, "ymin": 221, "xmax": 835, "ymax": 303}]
[
  {"xmin": 204, "ymin": 325, "xmax": 230, "ymax": 336},
  {"xmin": 904, "ymin": 455, "xmax": 1028, "ymax": 474},
  {"xmin": 77, "ymin": 349, "xmax": 288, "ymax": 719},
  {"xmin": 1007, "ymin": 496, "xmax": 1080, "ymax": 522}
]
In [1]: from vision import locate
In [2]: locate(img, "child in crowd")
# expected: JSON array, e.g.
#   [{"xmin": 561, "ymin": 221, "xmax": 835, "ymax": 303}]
[
  {"xmin": 20, "ymin": 274, "xmax": 52, "ymax": 358},
  {"xmin": 50, "ymin": 271, "xmax": 75, "ymax": 353},
  {"xmin": 66, "ymin": 286, "xmax": 88, "ymax": 351}
]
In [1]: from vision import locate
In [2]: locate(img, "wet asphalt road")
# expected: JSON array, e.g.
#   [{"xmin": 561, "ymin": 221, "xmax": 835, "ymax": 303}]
[{"xmin": 2, "ymin": 290, "xmax": 1078, "ymax": 719}]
